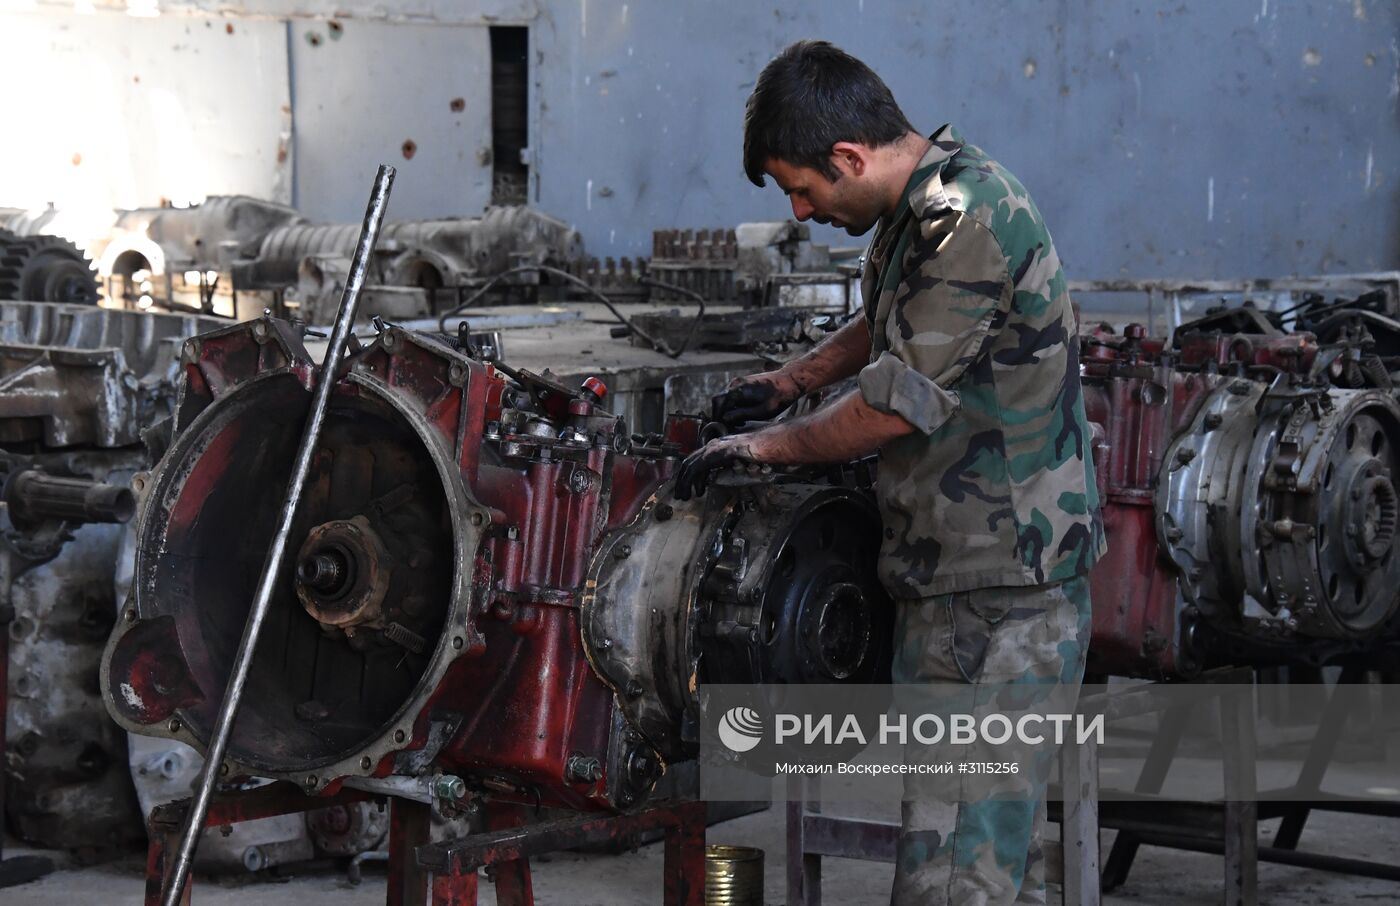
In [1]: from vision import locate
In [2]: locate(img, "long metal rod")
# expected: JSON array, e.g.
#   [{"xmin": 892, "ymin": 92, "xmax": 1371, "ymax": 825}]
[{"xmin": 160, "ymin": 165, "xmax": 396, "ymax": 906}]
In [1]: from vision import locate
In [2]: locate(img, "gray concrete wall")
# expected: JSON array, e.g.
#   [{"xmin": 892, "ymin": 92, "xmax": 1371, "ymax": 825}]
[{"xmin": 3, "ymin": 0, "xmax": 1397, "ymax": 280}]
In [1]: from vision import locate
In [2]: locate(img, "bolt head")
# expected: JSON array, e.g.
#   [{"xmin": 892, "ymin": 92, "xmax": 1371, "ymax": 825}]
[{"xmin": 433, "ymin": 775, "xmax": 467, "ymax": 800}]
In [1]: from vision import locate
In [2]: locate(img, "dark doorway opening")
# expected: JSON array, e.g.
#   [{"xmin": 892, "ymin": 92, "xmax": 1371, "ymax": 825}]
[{"xmin": 490, "ymin": 26, "xmax": 529, "ymax": 206}]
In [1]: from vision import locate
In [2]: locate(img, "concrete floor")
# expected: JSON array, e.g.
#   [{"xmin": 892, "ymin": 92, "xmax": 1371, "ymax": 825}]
[{"xmin": 4, "ymin": 800, "xmax": 1399, "ymax": 906}]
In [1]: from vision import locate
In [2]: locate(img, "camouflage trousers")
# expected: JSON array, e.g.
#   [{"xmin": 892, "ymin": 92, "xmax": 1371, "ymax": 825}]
[{"xmin": 888, "ymin": 575, "xmax": 1092, "ymax": 906}]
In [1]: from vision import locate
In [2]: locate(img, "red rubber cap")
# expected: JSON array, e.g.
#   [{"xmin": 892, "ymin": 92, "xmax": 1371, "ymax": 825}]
[{"xmin": 581, "ymin": 377, "xmax": 608, "ymax": 401}]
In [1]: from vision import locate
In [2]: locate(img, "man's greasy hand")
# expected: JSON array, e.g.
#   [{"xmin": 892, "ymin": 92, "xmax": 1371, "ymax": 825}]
[
  {"xmin": 711, "ymin": 371, "xmax": 802, "ymax": 428},
  {"xmin": 673, "ymin": 437, "xmax": 756, "ymax": 500}
]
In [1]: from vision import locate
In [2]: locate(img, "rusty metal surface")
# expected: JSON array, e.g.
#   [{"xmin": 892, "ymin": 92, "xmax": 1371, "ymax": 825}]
[
  {"xmin": 0, "ymin": 304, "xmax": 241, "ymax": 855},
  {"xmin": 105, "ymin": 309, "xmax": 888, "ymax": 822},
  {"xmin": 345, "ymin": 302, "xmax": 773, "ymax": 435},
  {"xmin": 3, "ymin": 449, "xmax": 147, "ymax": 854}
]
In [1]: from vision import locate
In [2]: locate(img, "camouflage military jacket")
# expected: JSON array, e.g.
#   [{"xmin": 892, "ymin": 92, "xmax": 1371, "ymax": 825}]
[{"xmin": 857, "ymin": 124, "xmax": 1106, "ymax": 598}]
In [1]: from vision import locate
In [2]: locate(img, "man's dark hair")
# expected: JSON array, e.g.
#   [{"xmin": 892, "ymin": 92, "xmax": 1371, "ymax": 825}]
[{"xmin": 743, "ymin": 40, "xmax": 914, "ymax": 187}]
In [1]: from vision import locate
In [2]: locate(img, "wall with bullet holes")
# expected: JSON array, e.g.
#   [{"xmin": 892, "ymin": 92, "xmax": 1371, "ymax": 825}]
[{"xmin": 2, "ymin": 0, "xmax": 1397, "ymax": 281}]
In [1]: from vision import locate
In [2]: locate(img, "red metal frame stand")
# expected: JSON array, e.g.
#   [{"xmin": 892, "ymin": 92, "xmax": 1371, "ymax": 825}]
[
  {"xmin": 146, "ymin": 784, "xmax": 706, "ymax": 906},
  {"xmin": 145, "ymin": 781, "xmax": 375, "ymax": 906},
  {"xmin": 416, "ymin": 800, "xmax": 707, "ymax": 906}
]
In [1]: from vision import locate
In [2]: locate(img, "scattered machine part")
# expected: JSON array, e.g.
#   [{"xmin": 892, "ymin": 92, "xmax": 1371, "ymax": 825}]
[
  {"xmin": 1, "ymin": 451, "xmax": 140, "ymax": 861},
  {"xmin": 0, "ymin": 301, "xmax": 222, "ymax": 447},
  {"xmin": 0, "ymin": 302, "xmax": 221, "ymax": 853},
  {"xmin": 97, "ymin": 196, "xmax": 304, "ymax": 314},
  {"xmin": 0, "ymin": 300, "xmax": 358, "ymax": 872},
  {"xmin": 436, "ymin": 263, "xmax": 706, "ymax": 358},
  {"xmin": 648, "ymin": 223, "xmax": 832, "ymax": 305},
  {"xmin": 236, "ymin": 205, "xmax": 583, "ymax": 323},
  {"xmin": 95, "ymin": 197, "xmax": 582, "ymax": 320},
  {"xmin": 569, "ymin": 222, "xmax": 848, "ymax": 310},
  {"xmin": 115, "ymin": 196, "xmax": 302, "ymax": 264},
  {"xmin": 627, "ymin": 307, "xmax": 814, "ymax": 354},
  {"xmin": 0, "ymin": 207, "xmax": 66, "ymax": 239}
]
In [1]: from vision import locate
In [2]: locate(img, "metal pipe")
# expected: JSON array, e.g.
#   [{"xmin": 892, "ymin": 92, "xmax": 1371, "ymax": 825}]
[
  {"xmin": 159, "ymin": 165, "xmax": 396, "ymax": 906},
  {"xmin": 6, "ymin": 471, "xmax": 135, "ymax": 525}
]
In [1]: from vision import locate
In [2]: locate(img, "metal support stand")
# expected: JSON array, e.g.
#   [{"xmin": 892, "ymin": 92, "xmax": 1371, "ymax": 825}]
[
  {"xmin": 144, "ymin": 785, "xmax": 706, "ymax": 906},
  {"xmin": 144, "ymin": 782, "xmax": 376, "ymax": 906},
  {"xmin": 1096, "ymin": 665, "xmax": 1400, "ymax": 898},
  {"xmin": 785, "ymin": 755, "xmax": 1099, "ymax": 905},
  {"xmin": 416, "ymin": 800, "xmax": 706, "ymax": 906},
  {"xmin": 1048, "ymin": 668, "xmax": 1260, "ymax": 906}
]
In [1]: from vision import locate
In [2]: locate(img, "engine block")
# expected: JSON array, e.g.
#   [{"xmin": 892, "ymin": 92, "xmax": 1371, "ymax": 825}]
[
  {"xmin": 1083, "ymin": 318, "xmax": 1400, "ymax": 677},
  {"xmin": 102, "ymin": 316, "xmax": 890, "ymax": 811}
]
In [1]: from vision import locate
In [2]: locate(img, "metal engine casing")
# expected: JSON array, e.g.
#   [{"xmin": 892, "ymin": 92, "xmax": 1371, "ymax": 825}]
[
  {"xmin": 102, "ymin": 316, "xmax": 890, "ymax": 811},
  {"xmin": 1082, "ymin": 324, "xmax": 1400, "ymax": 677}
]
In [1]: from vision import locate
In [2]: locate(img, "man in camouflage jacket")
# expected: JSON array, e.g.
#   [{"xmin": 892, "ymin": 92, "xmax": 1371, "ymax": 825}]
[{"xmin": 674, "ymin": 41, "xmax": 1105, "ymax": 905}]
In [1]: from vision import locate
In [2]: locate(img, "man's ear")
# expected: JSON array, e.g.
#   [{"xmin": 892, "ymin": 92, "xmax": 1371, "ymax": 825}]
[{"xmin": 830, "ymin": 142, "xmax": 870, "ymax": 177}]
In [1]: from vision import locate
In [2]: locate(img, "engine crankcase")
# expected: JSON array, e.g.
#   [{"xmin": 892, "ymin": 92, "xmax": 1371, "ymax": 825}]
[{"xmin": 582, "ymin": 481, "xmax": 892, "ymax": 763}]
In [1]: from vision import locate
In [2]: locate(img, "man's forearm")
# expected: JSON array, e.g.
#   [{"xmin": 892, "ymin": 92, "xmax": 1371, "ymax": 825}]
[
  {"xmin": 777, "ymin": 317, "xmax": 871, "ymax": 393},
  {"xmin": 747, "ymin": 389, "xmax": 914, "ymax": 464}
]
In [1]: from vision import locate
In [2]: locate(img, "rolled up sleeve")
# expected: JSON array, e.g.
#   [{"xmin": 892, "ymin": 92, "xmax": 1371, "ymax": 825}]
[
  {"xmin": 859, "ymin": 211, "xmax": 1010, "ymax": 435},
  {"xmin": 858, "ymin": 351, "xmax": 961, "ymax": 434}
]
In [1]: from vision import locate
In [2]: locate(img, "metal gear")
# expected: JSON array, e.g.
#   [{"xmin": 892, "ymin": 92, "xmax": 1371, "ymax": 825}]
[{"xmin": 0, "ymin": 233, "xmax": 100, "ymax": 304}]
